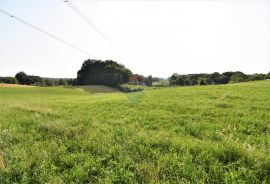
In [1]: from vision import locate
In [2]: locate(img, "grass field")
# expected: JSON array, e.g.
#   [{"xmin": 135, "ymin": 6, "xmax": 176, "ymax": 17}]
[{"xmin": 0, "ymin": 82, "xmax": 270, "ymax": 183}]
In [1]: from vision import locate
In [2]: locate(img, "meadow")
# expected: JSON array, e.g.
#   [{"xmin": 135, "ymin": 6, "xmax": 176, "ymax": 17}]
[{"xmin": 0, "ymin": 81, "xmax": 270, "ymax": 183}]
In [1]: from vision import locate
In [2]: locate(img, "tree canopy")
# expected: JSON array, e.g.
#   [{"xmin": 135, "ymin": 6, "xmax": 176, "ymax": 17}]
[
  {"xmin": 15, "ymin": 72, "xmax": 42, "ymax": 85},
  {"xmin": 77, "ymin": 59, "xmax": 132, "ymax": 86}
]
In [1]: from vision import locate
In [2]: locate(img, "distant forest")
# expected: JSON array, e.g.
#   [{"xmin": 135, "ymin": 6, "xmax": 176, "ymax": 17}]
[
  {"xmin": 0, "ymin": 59, "xmax": 270, "ymax": 88},
  {"xmin": 0, "ymin": 72, "xmax": 74, "ymax": 86},
  {"xmin": 169, "ymin": 72, "xmax": 270, "ymax": 86}
]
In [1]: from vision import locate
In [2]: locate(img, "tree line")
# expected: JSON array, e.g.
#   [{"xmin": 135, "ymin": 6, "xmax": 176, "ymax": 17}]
[
  {"xmin": 169, "ymin": 72, "xmax": 270, "ymax": 86},
  {"xmin": 0, "ymin": 60, "xmax": 134, "ymax": 87},
  {"xmin": 0, "ymin": 72, "xmax": 74, "ymax": 86},
  {"xmin": 1, "ymin": 59, "xmax": 270, "ymax": 88},
  {"xmin": 0, "ymin": 77, "xmax": 17, "ymax": 84}
]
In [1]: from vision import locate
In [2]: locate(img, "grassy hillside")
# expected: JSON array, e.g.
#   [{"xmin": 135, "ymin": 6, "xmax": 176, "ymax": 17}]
[{"xmin": 0, "ymin": 81, "xmax": 270, "ymax": 183}]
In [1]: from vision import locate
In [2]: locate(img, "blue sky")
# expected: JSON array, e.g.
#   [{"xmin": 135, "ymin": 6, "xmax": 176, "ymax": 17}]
[{"xmin": 0, "ymin": 0, "xmax": 270, "ymax": 78}]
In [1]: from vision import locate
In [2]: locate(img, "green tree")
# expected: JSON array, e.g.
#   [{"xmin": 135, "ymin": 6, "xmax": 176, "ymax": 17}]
[
  {"xmin": 230, "ymin": 72, "xmax": 247, "ymax": 83},
  {"xmin": 210, "ymin": 72, "xmax": 223, "ymax": 84},
  {"xmin": 145, "ymin": 75, "xmax": 153, "ymax": 86},
  {"xmin": 198, "ymin": 78, "xmax": 208, "ymax": 85},
  {"xmin": 59, "ymin": 79, "xmax": 65, "ymax": 85},
  {"xmin": 169, "ymin": 73, "xmax": 178, "ymax": 85},
  {"xmin": 77, "ymin": 59, "xmax": 132, "ymax": 86},
  {"xmin": 15, "ymin": 72, "xmax": 28, "ymax": 85},
  {"xmin": 184, "ymin": 80, "xmax": 190, "ymax": 86},
  {"xmin": 176, "ymin": 77, "xmax": 185, "ymax": 86},
  {"xmin": 266, "ymin": 73, "xmax": 270, "ymax": 79},
  {"xmin": 45, "ymin": 79, "xmax": 53, "ymax": 86}
]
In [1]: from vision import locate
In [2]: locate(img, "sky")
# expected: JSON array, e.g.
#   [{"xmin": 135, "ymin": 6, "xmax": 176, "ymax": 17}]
[{"xmin": 0, "ymin": 0, "xmax": 270, "ymax": 78}]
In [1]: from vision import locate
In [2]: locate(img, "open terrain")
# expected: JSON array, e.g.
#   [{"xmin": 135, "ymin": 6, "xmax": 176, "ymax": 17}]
[{"xmin": 0, "ymin": 82, "xmax": 270, "ymax": 183}]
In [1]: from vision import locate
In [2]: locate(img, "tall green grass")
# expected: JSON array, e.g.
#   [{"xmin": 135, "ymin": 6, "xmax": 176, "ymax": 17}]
[{"xmin": 0, "ymin": 82, "xmax": 270, "ymax": 183}]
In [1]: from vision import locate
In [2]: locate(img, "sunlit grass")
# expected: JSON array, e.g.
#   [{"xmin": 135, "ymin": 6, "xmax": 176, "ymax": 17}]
[{"xmin": 0, "ymin": 81, "xmax": 270, "ymax": 183}]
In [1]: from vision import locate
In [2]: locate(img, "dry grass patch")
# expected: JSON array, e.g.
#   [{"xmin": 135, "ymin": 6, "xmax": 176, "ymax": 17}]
[
  {"xmin": 0, "ymin": 154, "xmax": 5, "ymax": 170},
  {"xmin": 0, "ymin": 83, "xmax": 35, "ymax": 88}
]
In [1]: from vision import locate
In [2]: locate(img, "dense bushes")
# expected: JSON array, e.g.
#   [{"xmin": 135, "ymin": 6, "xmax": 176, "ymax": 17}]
[
  {"xmin": 169, "ymin": 72, "xmax": 269, "ymax": 86},
  {"xmin": 77, "ymin": 59, "xmax": 132, "ymax": 86},
  {"xmin": 118, "ymin": 84, "xmax": 144, "ymax": 92}
]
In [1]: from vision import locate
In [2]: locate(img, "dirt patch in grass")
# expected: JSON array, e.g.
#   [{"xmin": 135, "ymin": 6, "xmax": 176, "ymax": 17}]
[{"xmin": 0, "ymin": 83, "xmax": 35, "ymax": 88}]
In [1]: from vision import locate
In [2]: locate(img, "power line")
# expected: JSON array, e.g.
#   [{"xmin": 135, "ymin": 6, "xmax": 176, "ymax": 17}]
[
  {"xmin": 63, "ymin": 0, "xmax": 118, "ymax": 49},
  {"xmin": 0, "ymin": 9, "xmax": 95, "ymax": 57}
]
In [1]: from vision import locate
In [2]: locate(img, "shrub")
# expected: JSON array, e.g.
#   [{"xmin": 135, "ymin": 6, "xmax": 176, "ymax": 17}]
[{"xmin": 118, "ymin": 84, "xmax": 143, "ymax": 93}]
